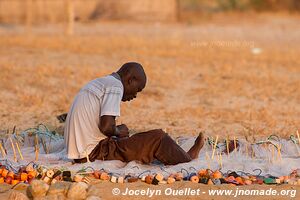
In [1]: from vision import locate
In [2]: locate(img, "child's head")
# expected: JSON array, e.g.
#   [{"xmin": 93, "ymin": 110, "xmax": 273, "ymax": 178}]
[{"xmin": 117, "ymin": 62, "xmax": 147, "ymax": 102}]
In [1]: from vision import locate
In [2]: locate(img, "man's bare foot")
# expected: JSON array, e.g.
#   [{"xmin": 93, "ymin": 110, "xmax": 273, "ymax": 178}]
[{"xmin": 187, "ymin": 132, "xmax": 205, "ymax": 159}]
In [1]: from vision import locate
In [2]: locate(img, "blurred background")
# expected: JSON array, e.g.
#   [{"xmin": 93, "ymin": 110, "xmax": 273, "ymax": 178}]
[
  {"xmin": 0, "ymin": 0, "xmax": 299, "ymax": 140},
  {"xmin": 1, "ymin": 0, "xmax": 300, "ymax": 24}
]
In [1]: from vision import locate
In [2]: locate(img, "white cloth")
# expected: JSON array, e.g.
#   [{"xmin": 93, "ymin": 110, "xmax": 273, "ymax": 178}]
[
  {"xmin": 64, "ymin": 74, "xmax": 123, "ymax": 159},
  {"xmin": 3, "ymin": 135, "xmax": 299, "ymax": 178}
]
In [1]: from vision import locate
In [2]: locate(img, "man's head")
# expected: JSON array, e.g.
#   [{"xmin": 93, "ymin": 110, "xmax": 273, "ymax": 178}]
[{"xmin": 117, "ymin": 62, "xmax": 147, "ymax": 102}]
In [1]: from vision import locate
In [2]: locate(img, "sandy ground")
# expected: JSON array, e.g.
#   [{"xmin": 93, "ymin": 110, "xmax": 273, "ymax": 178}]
[
  {"xmin": 0, "ymin": 13, "xmax": 300, "ymax": 199},
  {"xmin": 0, "ymin": 180, "xmax": 299, "ymax": 200},
  {"xmin": 1, "ymin": 13, "xmax": 300, "ymax": 139}
]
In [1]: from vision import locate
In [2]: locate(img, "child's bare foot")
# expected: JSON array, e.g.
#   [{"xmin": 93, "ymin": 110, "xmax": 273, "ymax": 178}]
[{"xmin": 187, "ymin": 132, "xmax": 205, "ymax": 159}]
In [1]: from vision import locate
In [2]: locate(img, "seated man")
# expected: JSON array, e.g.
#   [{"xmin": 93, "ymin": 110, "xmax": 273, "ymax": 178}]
[{"xmin": 64, "ymin": 62, "xmax": 204, "ymax": 165}]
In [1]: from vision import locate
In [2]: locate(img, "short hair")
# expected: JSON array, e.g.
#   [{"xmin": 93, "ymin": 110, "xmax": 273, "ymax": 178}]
[{"xmin": 118, "ymin": 62, "xmax": 144, "ymax": 75}]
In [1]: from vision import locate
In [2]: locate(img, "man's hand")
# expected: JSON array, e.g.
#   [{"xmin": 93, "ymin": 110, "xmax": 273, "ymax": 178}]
[
  {"xmin": 116, "ymin": 124, "xmax": 129, "ymax": 138},
  {"xmin": 99, "ymin": 115, "xmax": 129, "ymax": 138},
  {"xmin": 99, "ymin": 115, "xmax": 117, "ymax": 137}
]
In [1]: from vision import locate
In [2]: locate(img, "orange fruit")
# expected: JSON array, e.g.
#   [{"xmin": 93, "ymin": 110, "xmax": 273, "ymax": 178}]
[
  {"xmin": 244, "ymin": 180, "xmax": 252, "ymax": 185},
  {"xmin": 167, "ymin": 177, "xmax": 175, "ymax": 184},
  {"xmin": 279, "ymin": 176, "xmax": 284, "ymax": 182},
  {"xmin": 100, "ymin": 172, "xmax": 110, "ymax": 181},
  {"xmin": 212, "ymin": 170, "xmax": 222, "ymax": 179},
  {"xmin": 5, "ymin": 176, "xmax": 12, "ymax": 184},
  {"xmin": 7, "ymin": 171, "xmax": 14, "ymax": 178},
  {"xmin": 198, "ymin": 169, "xmax": 207, "ymax": 177},
  {"xmin": 283, "ymin": 176, "xmax": 289, "ymax": 181},
  {"xmin": 20, "ymin": 173, "xmax": 28, "ymax": 181},
  {"xmin": 174, "ymin": 173, "xmax": 183, "ymax": 181},
  {"xmin": 127, "ymin": 177, "xmax": 139, "ymax": 183},
  {"xmin": 155, "ymin": 173, "xmax": 164, "ymax": 182},
  {"xmin": 27, "ymin": 177, "xmax": 34, "ymax": 184},
  {"xmin": 235, "ymin": 177, "xmax": 244, "ymax": 185},
  {"xmin": 14, "ymin": 174, "xmax": 21, "ymax": 181},
  {"xmin": 1, "ymin": 169, "xmax": 8, "ymax": 178},
  {"xmin": 250, "ymin": 177, "xmax": 257, "ymax": 182},
  {"xmin": 27, "ymin": 171, "xmax": 37, "ymax": 179},
  {"xmin": 93, "ymin": 171, "xmax": 101, "ymax": 179},
  {"xmin": 11, "ymin": 179, "xmax": 19, "ymax": 185},
  {"xmin": 190, "ymin": 175, "xmax": 199, "ymax": 183},
  {"xmin": 145, "ymin": 175, "xmax": 153, "ymax": 184}
]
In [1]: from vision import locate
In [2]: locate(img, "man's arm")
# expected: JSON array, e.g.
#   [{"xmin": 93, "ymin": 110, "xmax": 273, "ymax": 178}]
[{"xmin": 99, "ymin": 115, "xmax": 129, "ymax": 138}]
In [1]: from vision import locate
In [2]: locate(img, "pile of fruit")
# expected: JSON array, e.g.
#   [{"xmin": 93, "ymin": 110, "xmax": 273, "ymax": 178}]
[
  {"xmin": 108, "ymin": 169, "xmax": 300, "ymax": 186},
  {"xmin": 0, "ymin": 163, "xmax": 37, "ymax": 185},
  {"xmin": 38, "ymin": 168, "xmax": 300, "ymax": 186},
  {"xmin": 1, "ymin": 162, "xmax": 299, "ymax": 186}
]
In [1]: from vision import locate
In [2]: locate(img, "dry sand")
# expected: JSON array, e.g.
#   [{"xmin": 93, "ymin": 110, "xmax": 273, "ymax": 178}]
[
  {"xmin": 0, "ymin": 181, "xmax": 299, "ymax": 199},
  {"xmin": 0, "ymin": 13, "xmax": 300, "ymax": 199},
  {"xmin": 1, "ymin": 14, "xmax": 300, "ymax": 139}
]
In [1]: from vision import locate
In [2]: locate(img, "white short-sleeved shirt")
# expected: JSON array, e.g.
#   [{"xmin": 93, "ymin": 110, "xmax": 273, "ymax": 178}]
[{"xmin": 64, "ymin": 73, "xmax": 123, "ymax": 159}]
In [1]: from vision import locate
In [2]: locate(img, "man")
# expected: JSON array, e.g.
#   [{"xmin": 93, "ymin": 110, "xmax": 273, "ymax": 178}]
[{"xmin": 64, "ymin": 62, "xmax": 204, "ymax": 165}]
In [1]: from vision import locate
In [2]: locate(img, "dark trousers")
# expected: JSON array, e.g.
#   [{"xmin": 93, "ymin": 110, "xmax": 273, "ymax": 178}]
[{"xmin": 75, "ymin": 129, "xmax": 192, "ymax": 165}]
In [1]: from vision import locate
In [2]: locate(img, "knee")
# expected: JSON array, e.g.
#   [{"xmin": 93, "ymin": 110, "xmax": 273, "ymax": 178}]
[{"xmin": 151, "ymin": 129, "xmax": 168, "ymax": 139}]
